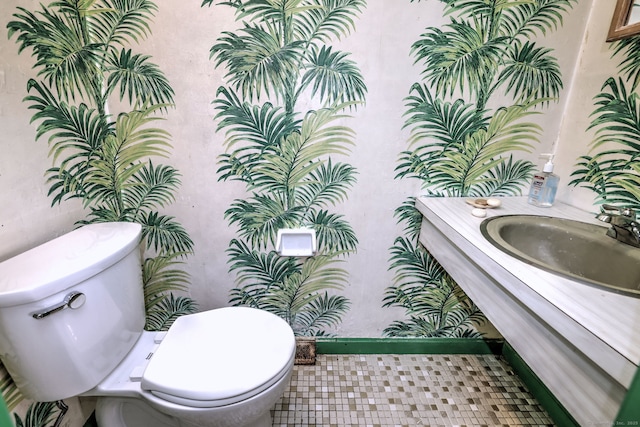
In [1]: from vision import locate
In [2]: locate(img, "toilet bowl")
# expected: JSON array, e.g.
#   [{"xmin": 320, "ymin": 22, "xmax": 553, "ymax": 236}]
[
  {"xmin": 91, "ymin": 307, "xmax": 295, "ymax": 427},
  {"xmin": 0, "ymin": 222, "xmax": 295, "ymax": 427}
]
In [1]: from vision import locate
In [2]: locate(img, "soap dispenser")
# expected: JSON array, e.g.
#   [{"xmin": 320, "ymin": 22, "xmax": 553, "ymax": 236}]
[{"xmin": 527, "ymin": 154, "xmax": 559, "ymax": 207}]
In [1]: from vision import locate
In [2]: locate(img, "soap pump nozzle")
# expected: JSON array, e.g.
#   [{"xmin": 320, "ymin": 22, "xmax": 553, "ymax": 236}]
[{"xmin": 540, "ymin": 153, "xmax": 555, "ymax": 173}]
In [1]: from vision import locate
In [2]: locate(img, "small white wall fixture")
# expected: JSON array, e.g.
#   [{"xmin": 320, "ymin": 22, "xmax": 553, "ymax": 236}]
[{"xmin": 276, "ymin": 228, "xmax": 317, "ymax": 257}]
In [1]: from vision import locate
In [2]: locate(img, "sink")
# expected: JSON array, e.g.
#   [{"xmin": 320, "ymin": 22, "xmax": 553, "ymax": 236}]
[{"xmin": 480, "ymin": 215, "xmax": 640, "ymax": 297}]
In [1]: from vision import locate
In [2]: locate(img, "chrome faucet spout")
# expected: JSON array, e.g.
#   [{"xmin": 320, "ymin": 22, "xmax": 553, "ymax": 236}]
[{"xmin": 596, "ymin": 205, "xmax": 640, "ymax": 248}]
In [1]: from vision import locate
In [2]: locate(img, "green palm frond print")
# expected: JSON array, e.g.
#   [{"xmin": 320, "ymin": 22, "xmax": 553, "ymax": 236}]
[
  {"xmin": 13, "ymin": 401, "xmax": 64, "ymax": 427},
  {"xmin": 0, "ymin": 366, "xmax": 20, "ymax": 412},
  {"xmin": 205, "ymin": 0, "xmax": 366, "ymax": 336},
  {"xmin": 571, "ymin": 34, "xmax": 640, "ymax": 210},
  {"xmin": 386, "ymin": 0, "xmax": 576, "ymax": 338},
  {"xmin": 8, "ymin": 0, "xmax": 195, "ymax": 327},
  {"xmin": 5, "ymin": 0, "xmax": 196, "ymax": 411}
]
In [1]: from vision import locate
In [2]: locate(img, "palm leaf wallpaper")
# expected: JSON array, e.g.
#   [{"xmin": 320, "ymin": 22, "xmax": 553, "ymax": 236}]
[
  {"xmin": 4, "ymin": 0, "xmax": 195, "ymax": 418},
  {"xmin": 7, "ymin": 0, "xmax": 195, "ymax": 329},
  {"xmin": 13, "ymin": 401, "xmax": 66, "ymax": 427},
  {"xmin": 202, "ymin": 0, "xmax": 366, "ymax": 336},
  {"xmin": 383, "ymin": 0, "xmax": 577, "ymax": 337},
  {"xmin": 571, "ymin": 35, "xmax": 640, "ymax": 209}
]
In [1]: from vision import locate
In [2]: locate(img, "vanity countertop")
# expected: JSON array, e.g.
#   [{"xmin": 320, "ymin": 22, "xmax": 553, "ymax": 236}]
[{"xmin": 416, "ymin": 196, "xmax": 640, "ymax": 386}]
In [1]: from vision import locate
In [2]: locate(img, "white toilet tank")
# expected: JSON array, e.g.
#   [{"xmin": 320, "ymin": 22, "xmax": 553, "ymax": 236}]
[{"xmin": 0, "ymin": 222, "xmax": 145, "ymax": 402}]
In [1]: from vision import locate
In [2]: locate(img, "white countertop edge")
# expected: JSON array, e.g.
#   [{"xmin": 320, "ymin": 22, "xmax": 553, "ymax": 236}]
[{"xmin": 416, "ymin": 196, "xmax": 640, "ymax": 379}]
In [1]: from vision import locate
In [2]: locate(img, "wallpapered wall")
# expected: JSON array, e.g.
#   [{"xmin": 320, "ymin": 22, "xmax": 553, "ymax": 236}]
[{"xmin": 6, "ymin": 0, "xmax": 640, "ymax": 425}]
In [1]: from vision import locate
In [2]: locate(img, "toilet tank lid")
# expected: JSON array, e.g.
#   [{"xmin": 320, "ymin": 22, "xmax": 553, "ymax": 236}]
[{"xmin": 0, "ymin": 222, "xmax": 141, "ymax": 307}]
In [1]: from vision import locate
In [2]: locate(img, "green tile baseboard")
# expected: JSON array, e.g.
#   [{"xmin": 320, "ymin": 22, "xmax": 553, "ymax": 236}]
[
  {"xmin": 501, "ymin": 342, "xmax": 579, "ymax": 427},
  {"xmin": 316, "ymin": 337, "xmax": 504, "ymax": 355},
  {"xmin": 615, "ymin": 366, "xmax": 640, "ymax": 425}
]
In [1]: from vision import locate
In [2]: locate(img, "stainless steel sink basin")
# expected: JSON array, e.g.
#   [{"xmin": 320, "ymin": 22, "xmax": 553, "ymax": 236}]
[{"xmin": 480, "ymin": 215, "xmax": 640, "ymax": 297}]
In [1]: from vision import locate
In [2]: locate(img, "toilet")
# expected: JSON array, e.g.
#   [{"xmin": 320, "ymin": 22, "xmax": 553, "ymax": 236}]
[{"xmin": 0, "ymin": 222, "xmax": 295, "ymax": 427}]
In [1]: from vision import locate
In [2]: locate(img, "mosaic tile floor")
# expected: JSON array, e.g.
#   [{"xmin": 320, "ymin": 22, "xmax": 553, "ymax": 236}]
[{"xmin": 272, "ymin": 354, "xmax": 554, "ymax": 427}]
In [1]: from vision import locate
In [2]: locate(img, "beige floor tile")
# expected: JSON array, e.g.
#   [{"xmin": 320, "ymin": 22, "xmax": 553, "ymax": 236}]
[{"xmin": 272, "ymin": 354, "xmax": 554, "ymax": 427}]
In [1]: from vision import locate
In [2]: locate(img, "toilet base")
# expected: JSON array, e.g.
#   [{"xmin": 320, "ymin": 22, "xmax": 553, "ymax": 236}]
[
  {"xmin": 95, "ymin": 397, "xmax": 273, "ymax": 427},
  {"xmin": 96, "ymin": 397, "xmax": 177, "ymax": 427},
  {"xmin": 94, "ymin": 362, "xmax": 292, "ymax": 427}
]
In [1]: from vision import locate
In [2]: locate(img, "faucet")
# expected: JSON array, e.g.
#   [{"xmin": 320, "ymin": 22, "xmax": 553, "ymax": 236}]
[{"xmin": 596, "ymin": 204, "xmax": 640, "ymax": 248}]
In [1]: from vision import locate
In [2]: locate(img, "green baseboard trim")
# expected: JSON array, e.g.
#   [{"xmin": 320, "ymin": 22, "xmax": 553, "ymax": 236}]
[
  {"xmin": 0, "ymin": 396, "xmax": 11, "ymax": 427},
  {"xmin": 316, "ymin": 337, "xmax": 503, "ymax": 355},
  {"xmin": 616, "ymin": 366, "xmax": 640, "ymax": 424},
  {"xmin": 501, "ymin": 343, "xmax": 579, "ymax": 427}
]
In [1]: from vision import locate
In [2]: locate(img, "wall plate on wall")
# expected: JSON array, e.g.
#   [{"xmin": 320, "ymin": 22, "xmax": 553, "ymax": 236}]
[{"xmin": 276, "ymin": 228, "xmax": 317, "ymax": 257}]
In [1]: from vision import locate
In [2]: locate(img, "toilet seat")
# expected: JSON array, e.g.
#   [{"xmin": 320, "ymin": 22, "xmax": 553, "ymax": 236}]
[{"xmin": 141, "ymin": 307, "xmax": 295, "ymax": 408}]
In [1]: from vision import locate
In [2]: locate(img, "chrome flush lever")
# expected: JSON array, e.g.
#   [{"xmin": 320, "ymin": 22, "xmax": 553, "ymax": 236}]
[{"xmin": 32, "ymin": 291, "xmax": 86, "ymax": 319}]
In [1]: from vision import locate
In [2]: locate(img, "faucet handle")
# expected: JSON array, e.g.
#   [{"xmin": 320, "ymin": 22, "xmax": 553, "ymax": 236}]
[
  {"xmin": 598, "ymin": 204, "xmax": 640, "ymax": 247},
  {"xmin": 601, "ymin": 204, "xmax": 637, "ymax": 219},
  {"xmin": 601, "ymin": 204, "xmax": 621, "ymax": 214},
  {"xmin": 621, "ymin": 207, "xmax": 637, "ymax": 219}
]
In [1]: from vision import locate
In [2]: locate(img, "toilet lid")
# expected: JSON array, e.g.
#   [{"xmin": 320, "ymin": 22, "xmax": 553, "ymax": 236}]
[{"xmin": 141, "ymin": 307, "xmax": 295, "ymax": 407}]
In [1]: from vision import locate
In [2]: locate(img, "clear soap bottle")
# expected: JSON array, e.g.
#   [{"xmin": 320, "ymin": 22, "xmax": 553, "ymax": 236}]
[{"xmin": 527, "ymin": 154, "xmax": 559, "ymax": 207}]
